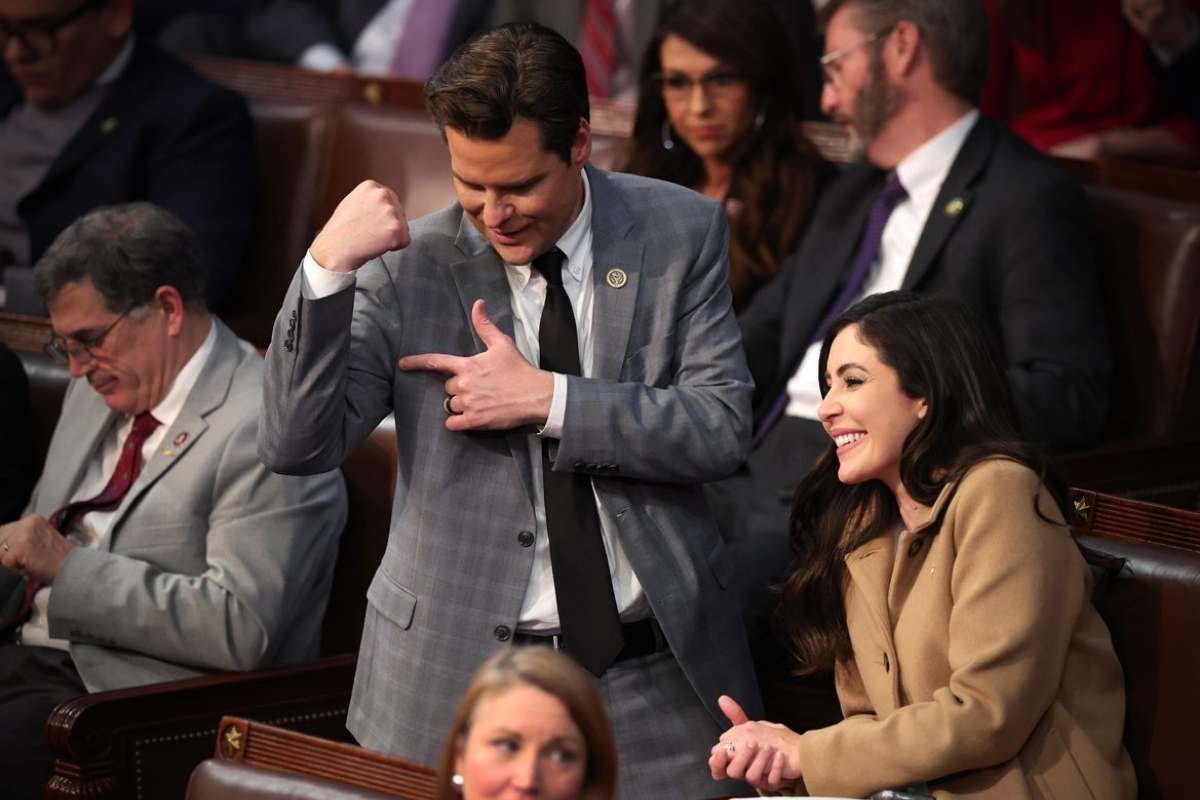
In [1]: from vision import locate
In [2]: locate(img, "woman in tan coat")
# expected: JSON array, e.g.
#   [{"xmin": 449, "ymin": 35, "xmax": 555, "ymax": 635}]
[{"xmin": 709, "ymin": 292, "xmax": 1135, "ymax": 798}]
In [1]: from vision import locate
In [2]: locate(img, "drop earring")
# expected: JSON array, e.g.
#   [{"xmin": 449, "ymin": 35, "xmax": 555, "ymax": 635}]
[
  {"xmin": 452, "ymin": 773, "xmax": 465, "ymax": 791},
  {"xmin": 661, "ymin": 119, "xmax": 675, "ymax": 151}
]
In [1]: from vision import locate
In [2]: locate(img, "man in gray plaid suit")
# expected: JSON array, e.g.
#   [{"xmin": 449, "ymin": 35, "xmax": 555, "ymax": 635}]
[{"xmin": 260, "ymin": 22, "xmax": 760, "ymax": 798}]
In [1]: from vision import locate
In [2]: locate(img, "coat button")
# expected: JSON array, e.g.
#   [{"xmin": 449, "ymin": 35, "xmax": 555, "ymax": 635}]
[
  {"xmin": 494, "ymin": 625, "xmax": 512, "ymax": 641},
  {"xmin": 883, "ymin": 652, "xmax": 890, "ymax": 672},
  {"xmin": 908, "ymin": 538, "xmax": 923, "ymax": 556},
  {"xmin": 517, "ymin": 530, "xmax": 534, "ymax": 547}
]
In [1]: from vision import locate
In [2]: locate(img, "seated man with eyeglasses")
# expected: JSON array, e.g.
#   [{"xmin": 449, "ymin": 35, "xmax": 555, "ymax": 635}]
[
  {"xmin": 0, "ymin": 203, "xmax": 346, "ymax": 800},
  {"xmin": 0, "ymin": 0, "xmax": 254, "ymax": 313}
]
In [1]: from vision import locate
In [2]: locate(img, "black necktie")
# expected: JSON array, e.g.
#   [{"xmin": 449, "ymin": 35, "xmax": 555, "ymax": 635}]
[{"xmin": 531, "ymin": 247, "xmax": 624, "ymax": 676}]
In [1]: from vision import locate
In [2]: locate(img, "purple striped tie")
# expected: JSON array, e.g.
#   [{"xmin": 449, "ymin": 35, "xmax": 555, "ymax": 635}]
[{"xmin": 752, "ymin": 174, "xmax": 908, "ymax": 446}]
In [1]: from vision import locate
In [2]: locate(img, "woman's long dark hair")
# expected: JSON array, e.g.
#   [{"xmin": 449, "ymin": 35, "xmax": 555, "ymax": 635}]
[
  {"xmin": 621, "ymin": 0, "xmax": 825, "ymax": 310},
  {"xmin": 774, "ymin": 291, "xmax": 1075, "ymax": 674}
]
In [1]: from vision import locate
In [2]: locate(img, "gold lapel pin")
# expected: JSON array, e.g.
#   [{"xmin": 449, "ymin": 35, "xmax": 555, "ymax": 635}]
[
  {"xmin": 162, "ymin": 448, "xmax": 175, "ymax": 457},
  {"xmin": 606, "ymin": 268, "xmax": 627, "ymax": 289},
  {"xmin": 944, "ymin": 197, "xmax": 965, "ymax": 217},
  {"xmin": 100, "ymin": 116, "xmax": 119, "ymax": 135}
]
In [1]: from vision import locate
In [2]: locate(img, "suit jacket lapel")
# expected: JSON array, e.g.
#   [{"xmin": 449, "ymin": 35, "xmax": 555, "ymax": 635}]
[
  {"xmin": 586, "ymin": 166, "xmax": 642, "ymax": 381},
  {"xmin": 778, "ymin": 168, "xmax": 881, "ymax": 381},
  {"xmin": 901, "ymin": 117, "xmax": 994, "ymax": 291},
  {"xmin": 43, "ymin": 389, "xmax": 120, "ymax": 515},
  {"xmin": 33, "ymin": 40, "xmax": 150, "ymax": 192},
  {"xmin": 844, "ymin": 534, "xmax": 896, "ymax": 650},
  {"xmin": 449, "ymin": 216, "xmax": 535, "ymax": 506},
  {"xmin": 104, "ymin": 320, "xmax": 238, "ymax": 546}
]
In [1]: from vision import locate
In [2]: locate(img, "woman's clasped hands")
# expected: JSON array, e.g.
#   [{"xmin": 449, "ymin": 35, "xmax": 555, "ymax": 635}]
[{"xmin": 709, "ymin": 695, "xmax": 804, "ymax": 793}]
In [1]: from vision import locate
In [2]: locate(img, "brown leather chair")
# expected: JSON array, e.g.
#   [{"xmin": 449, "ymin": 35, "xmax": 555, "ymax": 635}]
[
  {"xmin": 185, "ymin": 717, "xmax": 436, "ymax": 800},
  {"xmin": 1072, "ymin": 489, "xmax": 1200, "ymax": 800},
  {"xmin": 221, "ymin": 102, "xmax": 338, "ymax": 349}
]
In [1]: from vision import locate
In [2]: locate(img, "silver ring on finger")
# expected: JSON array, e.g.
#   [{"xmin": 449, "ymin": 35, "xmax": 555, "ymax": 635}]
[
  {"xmin": 724, "ymin": 742, "xmax": 736, "ymax": 755},
  {"xmin": 443, "ymin": 395, "xmax": 456, "ymax": 416}
]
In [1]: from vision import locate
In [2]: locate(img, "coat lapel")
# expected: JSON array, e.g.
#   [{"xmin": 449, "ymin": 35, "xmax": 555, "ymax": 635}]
[
  {"xmin": 104, "ymin": 320, "xmax": 237, "ymax": 547},
  {"xmin": 43, "ymin": 389, "xmax": 120, "ymax": 515},
  {"xmin": 34, "ymin": 41, "xmax": 149, "ymax": 191},
  {"xmin": 901, "ymin": 117, "xmax": 995, "ymax": 291},
  {"xmin": 449, "ymin": 216, "xmax": 535, "ymax": 505},
  {"xmin": 586, "ymin": 166, "xmax": 643, "ymax": 381}
]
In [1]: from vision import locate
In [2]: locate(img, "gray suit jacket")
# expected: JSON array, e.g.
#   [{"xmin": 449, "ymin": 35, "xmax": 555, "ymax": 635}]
[
  {"xmin": 259, "ymin": 165, "xmax": 762, "ymax": 765},
  {"xmin": 1, "ymin": 319, "xmax": 346, "ymax": 692}
]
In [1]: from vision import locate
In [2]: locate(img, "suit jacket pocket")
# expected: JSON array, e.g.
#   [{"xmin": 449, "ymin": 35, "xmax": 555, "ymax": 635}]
[{"xmin": 367, "ymin": 569, "xmax": 417, "ymax": 630}]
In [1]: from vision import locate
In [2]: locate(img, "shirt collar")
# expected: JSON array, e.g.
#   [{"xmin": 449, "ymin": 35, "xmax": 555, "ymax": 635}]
[
  {"xmin": 894, "ymin": 109, "xmax": 979, "ymax": 205},
  {"xmin": 506, "ymin": 169, "xmax": 593, "ymax": 288},
  {"xmin": 147, "ymin": 318, "xmax": 216, "ymax": 428}
]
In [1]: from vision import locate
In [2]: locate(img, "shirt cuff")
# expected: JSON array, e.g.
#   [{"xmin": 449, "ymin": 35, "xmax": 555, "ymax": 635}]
[
  {"xmin": 538, "ymin": 373, "xmax": 568, "ymax": 439},
  {"xmin": 298, "ymin": 43, "xmax": 349, "ymax": 72},
  {"xmin": 301, "ymin": 249, "xmax": 356, "ymax": 299}
]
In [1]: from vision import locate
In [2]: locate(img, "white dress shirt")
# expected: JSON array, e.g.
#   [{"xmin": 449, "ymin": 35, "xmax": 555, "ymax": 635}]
[
  {"xmin": 299, "ymin": 0, "xmax": 414, "ymax": 75},
  {"xmin": 301, "ymin": 170, "xmax": 648, "ymax": 632},
  {"xmin": 19, "ymin": 319, "xmax": 218, "ymax": 650},
  {"xmin": 784, "ymin": 109, "xmax": 980, "ymax": 420}
]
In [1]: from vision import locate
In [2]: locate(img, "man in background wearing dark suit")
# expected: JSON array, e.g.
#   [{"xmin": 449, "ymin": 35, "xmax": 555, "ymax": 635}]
[
  {"xmin": 709, "ymin": 0, "xmax": 1111, "ymax": 618},
  {"xmin": 0, "ymin": 0, "xmax": 254, "ymax": 313}
]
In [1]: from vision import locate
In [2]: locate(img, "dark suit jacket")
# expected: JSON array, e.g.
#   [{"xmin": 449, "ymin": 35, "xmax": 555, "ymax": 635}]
[
  {"xmin": 0, "ymin": 40, "xmax": 255, "ymax": 311},
  {"xmin": 740, "ymin": 116, "xmax": 1111, "ymax": 451},
  {"xmin": 243, "ymin": 0, "xmax": 494, "ymax": 66},
  {"xmin": 0, "ymin": 343, "xmax": 33, "ymax": 523}
]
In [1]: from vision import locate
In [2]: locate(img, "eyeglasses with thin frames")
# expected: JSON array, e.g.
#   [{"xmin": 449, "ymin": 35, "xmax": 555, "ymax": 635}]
[
  {"xmin": 0, "ymin": 0, "xmax": 104, "ymax": 60},
  {"xmin": 820, "ymin": 26, "xmax": 893, "ymax": 86},
  {"xmin": 45, "ymin": 305, "xmax": 136, "ymax": 365},
  {"xmin": 655, "ymin": 70, "xmax": 748, "ymax": 102}
]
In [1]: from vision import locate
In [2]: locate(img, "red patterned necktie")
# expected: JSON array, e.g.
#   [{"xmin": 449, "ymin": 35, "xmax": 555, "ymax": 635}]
[
  {"xmin": 2, "ymin": 411, "xmax": 160, "ymax": 634},
  {"xmin": 579, "ymin": 0, "xmax": 618, "ymax": 98}
]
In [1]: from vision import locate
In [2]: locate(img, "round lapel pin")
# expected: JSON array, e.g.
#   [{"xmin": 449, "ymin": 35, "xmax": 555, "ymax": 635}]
[
  {"xmin": 174, "ymin": 432, "xmax": 188, "ymax": 447},
  {"xmin": 944, "ymin": 197, "xmax": 965, "ymax": 217},
  {"xmin": 100, "ymin": 117, "xmax": 119, "ymax": 135},
  {"xmin": 606, "ymin": 268, "xmax": 627, "ymax": 289}
]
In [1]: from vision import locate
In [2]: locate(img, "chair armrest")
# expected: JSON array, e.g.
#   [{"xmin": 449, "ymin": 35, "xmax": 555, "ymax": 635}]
[
  {"xmin": 45, "ymin": 654, "xmax": 357, "ymax": 800},
  {"xmin": 1056, "ymin": 438, "xmax": 1200, "ymax": 509}
]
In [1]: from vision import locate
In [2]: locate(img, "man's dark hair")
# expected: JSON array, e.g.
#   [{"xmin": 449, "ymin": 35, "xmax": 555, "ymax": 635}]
[
  {"xmin": 34, "ymin": 202, "xmax": 207, "ymax": 312},
  {"xmin": 819, "ymin": 0, "xmax": 990, "ymax": 105},
  {"xmin": 424, "ymin": 22, "xmax": 589, "ymax": 162}
]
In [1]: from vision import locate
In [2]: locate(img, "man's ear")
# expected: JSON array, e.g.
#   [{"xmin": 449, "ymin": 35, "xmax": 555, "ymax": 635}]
[
  {"xmin": 153, "ymin": 286, "xmax": 188, "ymax": 337},
  {"xmin": 887, "ymin": 19, "xmax": 922, "ymax": 78},
  {"xmin": 570, "ymin": 119, "xmax": 593, "ymax": 169},
  {"xmin": 101, "ymin": 0, "xmax": 136, "ymax": 39}
]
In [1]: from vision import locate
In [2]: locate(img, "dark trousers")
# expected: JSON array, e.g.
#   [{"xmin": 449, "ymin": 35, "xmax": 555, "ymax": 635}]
[
  {"xmin": 0, "ymin": 643, "xmax": 87, "ymax": 800},
  {"xmin": 705, "ymin": 416, "xmax": 829, "ymax": 635}
]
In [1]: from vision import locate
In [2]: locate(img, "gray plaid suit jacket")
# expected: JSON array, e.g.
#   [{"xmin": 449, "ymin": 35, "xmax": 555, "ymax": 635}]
[{"xmin": 259, "ymin": 165, "xmax": 763, "ymax": 774}]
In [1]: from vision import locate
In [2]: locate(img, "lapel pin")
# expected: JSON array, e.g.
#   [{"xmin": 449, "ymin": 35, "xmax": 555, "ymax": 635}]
[
  {"xmin": 162, "ymin": 448, "xmax": 175, "ymax": 457},
  {"xmin": 100, "ymin": 116, "xmax": 119, "ymax": 135},
  {"xmin": 944, "ymin": 197, "xmax": 965, "ymax": 217},
  {"xmin": 174, "ymin": 432, "xmax": 188, "ymax": 446},
  {"xmin": 606, "ymin": 268, "xmax": 627, "ymax": 289}
]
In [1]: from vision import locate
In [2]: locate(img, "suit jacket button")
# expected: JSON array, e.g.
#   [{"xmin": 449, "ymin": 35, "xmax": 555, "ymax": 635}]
[
  {"xmin": 908, "ymin": 538, "xmax": 923, "ymax": 556},
  {"xmin": 517, "ymin": 530, "xmax": 534, "ymax": 547},
  {"xmin": 494, "ymin": 625, "xmax": 512, "ymax": 642}
]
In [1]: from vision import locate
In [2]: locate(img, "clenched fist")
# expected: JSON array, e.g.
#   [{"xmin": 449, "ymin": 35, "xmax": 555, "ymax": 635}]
[{"xmin": 310, "ymin": 180, "xmax": 412, "ymax": 272}]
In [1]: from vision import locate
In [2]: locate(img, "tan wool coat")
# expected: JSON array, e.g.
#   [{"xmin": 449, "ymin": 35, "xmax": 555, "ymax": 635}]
[{"xmin": 795, "ymin": 459, "xmax": 1136, "ymax": 798}]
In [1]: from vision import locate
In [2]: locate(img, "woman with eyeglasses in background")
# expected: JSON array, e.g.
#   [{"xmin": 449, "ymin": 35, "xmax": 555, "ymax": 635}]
[{"xmin": 621, "ymin": 0, "xmax": 830, "ymax": 311}]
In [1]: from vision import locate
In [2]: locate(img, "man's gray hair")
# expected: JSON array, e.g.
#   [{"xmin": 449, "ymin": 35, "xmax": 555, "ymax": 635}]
[
  {"xmin": 34, "ymin": 202, "xmax": 207, "ymax": 312},
  {"xmin": 819, "ymin": 0, "xmax": 990, "ymax": 105}
]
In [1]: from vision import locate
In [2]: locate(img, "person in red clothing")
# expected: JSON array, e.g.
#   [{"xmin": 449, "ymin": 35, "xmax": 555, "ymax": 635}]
[{"xmin": 981, "ymin": 0, "xmax": 1200, "ymax": 166}]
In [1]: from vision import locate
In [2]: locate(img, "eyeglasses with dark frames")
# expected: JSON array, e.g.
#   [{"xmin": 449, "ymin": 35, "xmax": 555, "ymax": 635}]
[
  {"xmin": 654, "ymin": 70, "xmax": 748, "ymax": 101},
  {"xmin": 45, "ymin": 304, "xmax": 136, "ymax": 365},
  {"xmin": 0, "ymin": 0, "xmax": 105, "ymax": 60}
]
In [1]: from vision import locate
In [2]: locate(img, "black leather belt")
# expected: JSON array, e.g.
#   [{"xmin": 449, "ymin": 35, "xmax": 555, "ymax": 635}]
[{"xmin": 512, "ymin": 618, "xmax": 667, "ymax": 665}]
